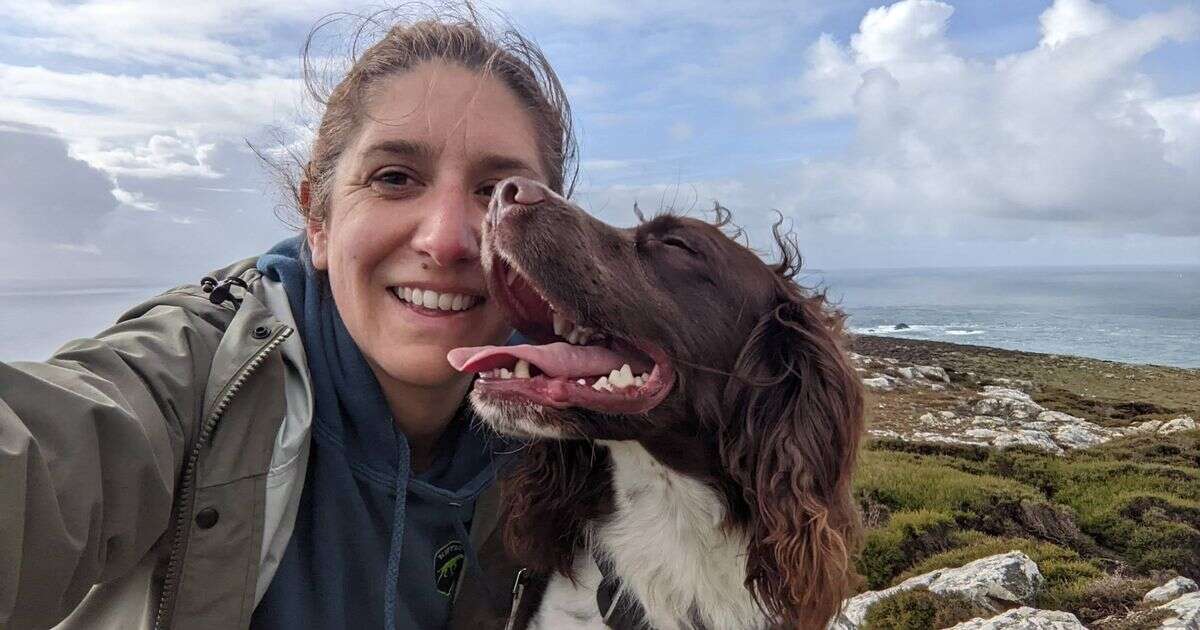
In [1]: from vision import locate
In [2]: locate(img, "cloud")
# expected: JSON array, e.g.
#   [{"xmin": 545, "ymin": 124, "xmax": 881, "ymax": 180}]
[
  {"xmin": 0, "ymin": 122, "xmax": 293, "ymax": 281},
  {"xmin": 0, "ymin": 122, "xmax": 117, "ymax": 246},
  {"xmin": 781, "ymin": 0, "xmax": 1200, "ymax": 240}
]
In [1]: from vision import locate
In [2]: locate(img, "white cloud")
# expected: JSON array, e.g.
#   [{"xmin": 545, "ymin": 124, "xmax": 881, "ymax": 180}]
[{"xmin": 784, "ymin": 0, "xmax": 1200, "ymax": 240}]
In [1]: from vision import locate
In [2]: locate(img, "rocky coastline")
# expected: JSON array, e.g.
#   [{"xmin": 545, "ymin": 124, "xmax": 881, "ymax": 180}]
[{"xmin": 839, "ymin": 334, "xmax": 1200, "ymax": 630}]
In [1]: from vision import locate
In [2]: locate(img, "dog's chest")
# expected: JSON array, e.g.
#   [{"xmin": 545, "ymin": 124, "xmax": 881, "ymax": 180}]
[{"xmin": 531, "ymin": 441, "xmax": 764, "ymax": 630}]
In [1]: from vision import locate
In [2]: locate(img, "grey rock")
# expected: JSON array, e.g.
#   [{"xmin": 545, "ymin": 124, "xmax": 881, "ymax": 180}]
[
  {"xmin": 862, "ymin": 377, "xmax": 893, "ymax": 391},
  {"xmin": 1144, "ymin": 576, "xmax": 1200, "ymax": 604},
  {"xmin": 827, "ymin": 552, "xmax": 1044, "ymax": 630},
  {"xmin": 1134, "ymin": 420, "xmax": 1163, "ymax": 433},
  {"xmin": 1160, "ymin": 416, "xmax": 1197, "ymax": 435},
  {"xmin": 917, "ymin": 365, "xmax": 951, "ymax": 383},
  {"xmin": 1053, "ymin": 424, "xmax": 1111, "ymax": 450},
  {"xmin": 948, "ymin": 607, "xmax": 1085, "ymax": 629},
  {"xmin": 925, "ymin": 551, "xmax": 1044, "ymax": 607},
  {"xmin": 1155, "ymin": 590, "xmax": 1200, "ymax": 628},
  {"xmin": 994, "ymin": 430, "xmax": 1064, "ymax": 455}
]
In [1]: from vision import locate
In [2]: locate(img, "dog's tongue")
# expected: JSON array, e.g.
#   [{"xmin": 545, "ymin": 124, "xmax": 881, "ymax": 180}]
[{"xmin": 448, "ymin": 342, "xmax": 646, "ymax": 377}]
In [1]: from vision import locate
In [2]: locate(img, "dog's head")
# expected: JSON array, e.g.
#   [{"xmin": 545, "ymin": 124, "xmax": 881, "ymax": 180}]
[{"xmin": 448, "ymin": 176, "xmax": 864, "ymax": 627}]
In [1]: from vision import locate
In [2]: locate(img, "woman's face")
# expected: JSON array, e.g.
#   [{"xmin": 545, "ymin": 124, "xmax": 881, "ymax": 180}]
[{"xmin": 308, "ymin": 60, "xmax": 544, "ymax": 389}]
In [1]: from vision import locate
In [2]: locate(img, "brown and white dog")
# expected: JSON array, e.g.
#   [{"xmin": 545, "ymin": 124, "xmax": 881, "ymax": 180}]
[{"xmin": 448, "ymin": 177, "xmax": 865, "ymax": 630}]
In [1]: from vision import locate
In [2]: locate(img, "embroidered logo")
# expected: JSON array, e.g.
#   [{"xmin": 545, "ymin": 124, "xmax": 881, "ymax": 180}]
[{"xmin": 435, "ymin": 540, "xmax": 465, "ymax": 597}]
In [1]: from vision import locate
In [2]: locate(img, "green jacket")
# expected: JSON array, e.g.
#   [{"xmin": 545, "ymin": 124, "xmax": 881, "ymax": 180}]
[{"xmin": 0, "ymin": 257, "xmax": 523, "ymax": 630}]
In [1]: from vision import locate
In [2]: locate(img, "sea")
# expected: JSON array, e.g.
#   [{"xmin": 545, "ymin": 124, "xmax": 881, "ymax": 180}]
[{"xmin": 1, "ymin": 265, "xmax": 1197, "ymax": 368}]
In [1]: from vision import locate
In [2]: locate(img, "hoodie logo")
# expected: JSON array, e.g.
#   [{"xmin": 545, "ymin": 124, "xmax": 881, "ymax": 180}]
[{"xmin": 435, "ymin": 540, "xmax": 465, "ymax": 597}]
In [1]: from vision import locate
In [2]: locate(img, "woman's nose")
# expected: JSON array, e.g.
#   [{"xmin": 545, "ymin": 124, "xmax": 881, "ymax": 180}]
[{"xmin": 413, "ymin": 190, "xmax": 479, "ymax": 267}]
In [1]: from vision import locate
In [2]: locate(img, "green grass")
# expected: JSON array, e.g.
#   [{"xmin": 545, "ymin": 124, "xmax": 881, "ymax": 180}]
[
  {"xmin": 857, "ymin": 432, "xmax": 1200, "ymax": 624},
  {"xmin": 860, "ymin": 590, "xmax": 990, "ymax": 630}
]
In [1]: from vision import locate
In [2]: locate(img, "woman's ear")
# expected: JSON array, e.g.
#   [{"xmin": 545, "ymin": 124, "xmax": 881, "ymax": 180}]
[
  {"xmin": 719, "ymin": 292, "xmax": 865, "ymax": 628},
  {"xmin": 500, "ymin": 440, "xmax": 612, "ymax": 578},
  {"xmin": 301, "ymin": 180, "xmax": 329, "ymax": 271}
]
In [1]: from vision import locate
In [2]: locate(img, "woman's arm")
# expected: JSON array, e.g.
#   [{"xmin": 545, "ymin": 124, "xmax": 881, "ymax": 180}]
[{"xmin": 0, "ymin": 295, "xmax": 229, "ymax": 628}]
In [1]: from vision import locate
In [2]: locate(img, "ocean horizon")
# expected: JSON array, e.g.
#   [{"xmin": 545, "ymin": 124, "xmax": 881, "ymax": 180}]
[{"xmin": 2, "ymin": 264, "xmax": 1197, "ymax": 369}]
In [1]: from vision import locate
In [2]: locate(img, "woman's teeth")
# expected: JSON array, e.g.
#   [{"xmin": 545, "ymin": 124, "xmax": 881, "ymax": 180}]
[{"xmin": 394, "ymin": 287, "xmax": 479, "ymax": 311}]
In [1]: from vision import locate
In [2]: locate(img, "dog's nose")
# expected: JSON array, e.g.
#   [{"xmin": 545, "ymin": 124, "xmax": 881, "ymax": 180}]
[{"xmin": 496, "ymin": 176, "xmax": 547, "ymax": 207}]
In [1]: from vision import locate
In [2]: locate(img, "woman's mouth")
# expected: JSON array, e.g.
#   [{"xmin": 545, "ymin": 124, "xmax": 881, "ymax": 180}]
[{"xmin": 390, "ymin": 286, "xmax": 485, "ymax": 316}]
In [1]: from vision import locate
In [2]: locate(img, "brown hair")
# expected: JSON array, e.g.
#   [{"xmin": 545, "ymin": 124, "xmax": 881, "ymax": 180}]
[{"xmin": 271, "ymin": 3, "xmax": 578, "ymax": 229}]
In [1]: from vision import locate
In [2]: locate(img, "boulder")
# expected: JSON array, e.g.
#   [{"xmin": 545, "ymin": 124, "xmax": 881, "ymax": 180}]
[
  {"xmin": 898, "ymin": 366, "xmax": 921, "ymax": 380},
  {"xmin": 947, "ymin": 607, "xmax": 1085, "ymax": 629},
  {"xmin": 1144, "ymin": 576, "xmax": 1199, "ymax": 604},
  {"xmin": 1053, "ymin": 424, "xmax": 1110, "ymax": 450},
  {"xmin": 974, "ymin": 387, "xmax": 1044, "ymax": 419},
  {"xmin": 917, "ymin": 365, "xmax": 952, "ymax": 383},
  {"xmin": 994, "ymin": 430, "xmax": 1064, "ymax": 455},
  {"xmin": 1134, "ymin": 420, "xmax": 1163, "ymax": 433},
  {"xmin": 828, "ymin": 551, "xmax": 1043, "ymax": 629},
  {"xmin": 925, "ymin": 551, "xmax": 1044, "ymax": 607},
  {"xmin": 1155, "ymin": 590, "xmax": 1200, "ymax": 627},
  {"xmin": 1160, "ymin": 416, "xmax": 1197, "ymax": 435},
  {"xmin": 862, "ymin": 377, "xmax": 893, "ymax": 391}
]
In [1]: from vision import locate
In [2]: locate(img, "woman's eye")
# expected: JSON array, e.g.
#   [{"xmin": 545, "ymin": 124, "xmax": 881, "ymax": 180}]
[{"xmin": 373, "ymin": 169, "xmax": 415, "ymax": 188}]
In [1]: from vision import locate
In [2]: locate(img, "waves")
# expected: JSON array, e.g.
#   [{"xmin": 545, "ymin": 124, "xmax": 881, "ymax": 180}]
[{"xmin": 851, "ymin": 323, "xmax": 986, "ymax": 338}]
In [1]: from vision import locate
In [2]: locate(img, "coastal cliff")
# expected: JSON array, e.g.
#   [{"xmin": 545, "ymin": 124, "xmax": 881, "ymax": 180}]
[{"xmin": 842, "ymin": 334, "xmax": 1200, "ymax": 629}]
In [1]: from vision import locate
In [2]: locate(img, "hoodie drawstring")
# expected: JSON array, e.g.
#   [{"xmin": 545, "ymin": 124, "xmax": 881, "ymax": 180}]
[{"xmin": 382, "ymin": 438, "xmax": 411, "ymax": 630}]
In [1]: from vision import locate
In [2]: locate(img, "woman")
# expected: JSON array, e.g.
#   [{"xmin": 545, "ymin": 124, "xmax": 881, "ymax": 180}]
[{"xmin": 0, "ymin": 10, "xmax": 575, "ymax": 630}]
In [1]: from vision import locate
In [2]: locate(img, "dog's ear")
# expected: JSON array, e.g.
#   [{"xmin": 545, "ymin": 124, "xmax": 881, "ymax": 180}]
[
  {"xmin": 719, "ymin": 291, "xmax": 864, "ymax": 628},
  {"xmin": 500, "ymin": 440, "xmax": 611, "ymax": 577}
]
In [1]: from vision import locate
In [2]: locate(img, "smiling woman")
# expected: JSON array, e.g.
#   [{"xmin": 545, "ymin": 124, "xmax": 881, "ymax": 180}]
[{"xmin": 0, "ymin": 6, "xmax": 580, "ymax": 630}]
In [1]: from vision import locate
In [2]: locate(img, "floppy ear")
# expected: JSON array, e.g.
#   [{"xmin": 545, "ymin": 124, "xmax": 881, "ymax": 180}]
[
  {"xmin": 719, "ymin": 291, "xmax": 865, "ymax": 628},
  {"xmin": 500, "ymin": 440, "xmax": 612, "ymax": 577}
]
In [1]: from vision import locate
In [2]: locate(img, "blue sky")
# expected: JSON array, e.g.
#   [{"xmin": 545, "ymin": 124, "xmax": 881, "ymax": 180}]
[{"xmin": 0, "ymin": 0, "xmax": 1197, "ymax": 282}]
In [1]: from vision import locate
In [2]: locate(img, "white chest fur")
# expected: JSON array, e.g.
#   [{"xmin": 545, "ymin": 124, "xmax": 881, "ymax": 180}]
[{"xmin": 531, "ymin": 441, "xmax": 766, "ymax": 630}]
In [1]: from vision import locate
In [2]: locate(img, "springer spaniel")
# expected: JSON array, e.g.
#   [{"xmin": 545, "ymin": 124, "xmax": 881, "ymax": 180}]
[{"xmin": 448, "ymin": 177, "xmax": 865, "ymax": 630}]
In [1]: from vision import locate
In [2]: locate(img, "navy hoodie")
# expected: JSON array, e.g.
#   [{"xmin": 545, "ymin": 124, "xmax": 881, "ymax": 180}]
[{"xmin": 250, "ymin": 237, "xmax": 503, "ymax": 629}]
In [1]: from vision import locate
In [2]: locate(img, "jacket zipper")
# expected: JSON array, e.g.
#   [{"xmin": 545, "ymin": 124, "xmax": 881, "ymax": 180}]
[
  {"xmin": 153, "ymin": 325, "xmax": 293, "ymax": 630},
  {"xmin": 503, "ymin": 568, "xmax": 529, "ymax": 630}
]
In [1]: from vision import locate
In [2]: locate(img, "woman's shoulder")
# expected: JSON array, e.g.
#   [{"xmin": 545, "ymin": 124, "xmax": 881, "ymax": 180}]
[{"xmin": 113, "ymin": 254, "xmax": 277, "ymax": 337}]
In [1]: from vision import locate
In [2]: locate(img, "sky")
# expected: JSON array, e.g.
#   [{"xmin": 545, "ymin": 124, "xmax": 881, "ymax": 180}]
[{"xmin": 0, "ymin": 0, "xmax": 1197, "ymax": 283}]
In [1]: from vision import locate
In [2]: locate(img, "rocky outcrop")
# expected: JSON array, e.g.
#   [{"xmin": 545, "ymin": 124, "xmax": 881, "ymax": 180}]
[
  {"xmin": 828, "ymin": 552, "xmax": 1043, "ymax": 629},
  {"xmin": 1132, "ymin": 416, "xmax": 1198, "ymax": 436},
  {"xmin": 947, "ymin": 607, "xmax": 1085, "ymax": 629},
  {"xmin": 1144, "ymin": 576, "xmax": 1199, "ymax": 604},
  {"xmin": 1154, "ymin": 590, "xmax": 1200, "ymax": 628}
]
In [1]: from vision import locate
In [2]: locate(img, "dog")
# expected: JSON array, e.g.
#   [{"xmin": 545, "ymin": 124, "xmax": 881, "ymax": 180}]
[{"xmin": 448, "ymin": 177, "xmax": 865, "ymax": 630}]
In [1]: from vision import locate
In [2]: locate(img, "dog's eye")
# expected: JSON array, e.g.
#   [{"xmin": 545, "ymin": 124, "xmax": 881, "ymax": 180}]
[{"xmin": 659, "ymin": 236, "xmax": 699, "ymax": 256}]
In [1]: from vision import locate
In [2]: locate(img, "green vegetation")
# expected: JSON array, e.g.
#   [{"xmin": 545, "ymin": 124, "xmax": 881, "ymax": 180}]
[
  {"xmin": 860, "ymin": 590, "xmax": 988, "ymax": 630},
  {"xmin": 850, "ymin": 334, "xmax": 1200, "ymax": 626}
]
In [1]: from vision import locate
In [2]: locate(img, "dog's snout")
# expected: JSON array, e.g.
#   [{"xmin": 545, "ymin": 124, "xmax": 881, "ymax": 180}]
[{"xmin": 496, "ymin": 176, "xmax": 547, "ymax": 207}]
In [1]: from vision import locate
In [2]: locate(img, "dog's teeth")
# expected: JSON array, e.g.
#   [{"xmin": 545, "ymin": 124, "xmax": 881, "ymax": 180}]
[
  {"xmin": 634, "ymin": 376, "xmax": 645, "ymax": 387},
  {"xmin": 567, "ymin": 329, "xmax": 579, "ymax": 345},
  {"xmin": 610, "ymin": 365, "xmax": 635, "ymax": 388},
  {"xmin": 514, "ymin": 359, "xmax": 531, "ymax": 379},
  {"xmin": 500, "ymin": 368, "xmax": 512, "ymax": 379},
  {"xmin": 553, "ymin": 313, "xmax": 571, "ymax": 337},
  {"xmin": 577, "ymin": 379, "xmax": 587, "ymax": 385},
  {"xmin": 592, "ymin": 376, "xmax": 613, "ymax": 391},
  {"xmin": 639, "ymin": 372, "xmax": 650, "ymax": 381}
]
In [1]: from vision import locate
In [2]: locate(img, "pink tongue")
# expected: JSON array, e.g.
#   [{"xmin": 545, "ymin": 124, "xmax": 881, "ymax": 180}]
[{"xmin": 447, "ymin": 342, "xmax": 648, "ymax": 377}]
